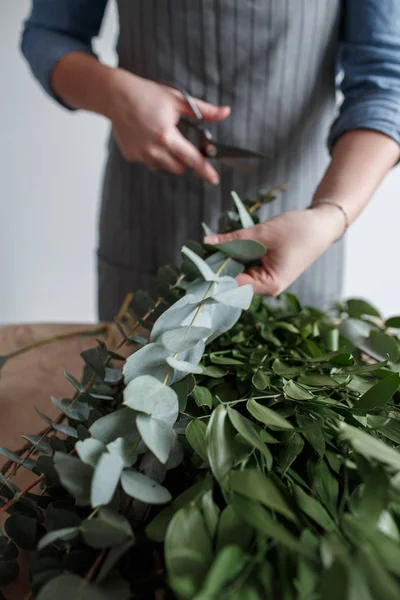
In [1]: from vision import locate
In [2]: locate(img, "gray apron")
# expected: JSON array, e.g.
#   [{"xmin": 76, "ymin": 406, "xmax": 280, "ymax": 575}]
[{"xmin": 98, "ymin": 0, "xmax": 342, "ymax": 321}]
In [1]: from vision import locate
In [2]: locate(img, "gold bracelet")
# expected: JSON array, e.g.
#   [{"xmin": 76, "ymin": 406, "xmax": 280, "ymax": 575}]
[{"xmin": 309, "ymin": 199, "xmax": 349, "ymax": 237}]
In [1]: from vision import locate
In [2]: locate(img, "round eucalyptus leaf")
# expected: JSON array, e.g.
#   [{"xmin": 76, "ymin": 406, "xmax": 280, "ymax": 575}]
[
  {"xmin": 38, "ymin": 527, "xmax": 80, "ymax": 550},
  {"xmin": 5, "ymin": 514, "xmax": 38, "ymax": 550},
  {"xmin": 123, "ymin": 342, "xmax": 169, "ymax": 384},
  {"xmin": 91, "ymin": 453, "xmax": 124, "ymax": 508},
  {"xmin": 76, "ymin": 438, "xmax": 105, "ymax": 468},
  {"xmin": 120, "ymin": 470, "xmax": 172, "ymax": 504},
  {"xmin": 81, "ymin": 509, "xmax": 132, "ymax": 548},
  {"xmin": 136, "ymin": 414, "xmax": 176, "ymax": 464},
  {"xmin": 213, "ymin": 239, "xmax": 266, "ymax": 261},
  {"xmin": 36, "ymin": 574, "xmax": 111, "ymax": 600},
  {"xmin": 89, "ymin": 407, "xmax": 138, "ymax": 445},
  {"xmin": 123, "ymin": 375, "xmax": 179, "ymax": 423},
  {"xmin": 53, "ymin": 452, "xmax": 93, "ymax": 506},
  {"xmin": 161, "ymin": 326, "xmax": 211, "ymax": 353},
  {"xmin": 0, "ymin": 537, "xmax": 18, "ymax": 559},
  {"xmin": 107, "ymin": 437, "xmax": 138, "ymax": 468},
  {"xmin": 166, "ymin": 356, "xmax": 203, "ymax": 375}
]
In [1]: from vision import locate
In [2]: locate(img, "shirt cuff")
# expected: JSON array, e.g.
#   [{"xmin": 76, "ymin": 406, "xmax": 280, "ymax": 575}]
[
  {"xmin": 21, "ymin": 28, "xmax": 96, "ymax": 110},
  {"xmin": 328, "ymin": 90, "xmax": 400, "ymax": 152}
]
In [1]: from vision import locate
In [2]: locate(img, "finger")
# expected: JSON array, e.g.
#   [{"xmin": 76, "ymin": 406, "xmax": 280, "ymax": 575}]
[
  {"xmin": 187, "ymin": 99, "xmax": 231, "ymax": 122},
  {"xmin": 204, "ymin": 225, "xmax": 265, "ymax": 246},
  {"xmin": 236, "ymin": 267, "xmax": 279, "ymax": 297},
  {"xmin": 168, "ymin": 131, "xmax": 220, "ymax": 185},
  {"xmin": 147, "ymin": 149, "xmax": 186, "ymax": 175}
]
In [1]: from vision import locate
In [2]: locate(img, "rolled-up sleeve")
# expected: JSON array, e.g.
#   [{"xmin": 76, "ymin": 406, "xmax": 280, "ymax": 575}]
[
  {"xmin": 329, "ymin": 0, "xmax": 400, "ymax": 150},
  {"xmin": 21, "ymin": 0, "xmax": 108, "ymax": 106}
]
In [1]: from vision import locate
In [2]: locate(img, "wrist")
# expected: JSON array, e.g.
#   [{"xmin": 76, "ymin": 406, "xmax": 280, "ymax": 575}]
[{"xmin": 308, "ymin": 202, "xmax": 348, "ymax": 243}]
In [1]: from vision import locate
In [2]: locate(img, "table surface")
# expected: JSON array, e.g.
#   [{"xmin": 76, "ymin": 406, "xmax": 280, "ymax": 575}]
[{"xmin": 0, "ymin": 322, "xmax": 123, "ymax": 599}]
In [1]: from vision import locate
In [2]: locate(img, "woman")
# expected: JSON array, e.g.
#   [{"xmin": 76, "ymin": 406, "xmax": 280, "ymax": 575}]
[{"xmin": 21, "ymin": 1, "xmax": 400, "ymax": 320}]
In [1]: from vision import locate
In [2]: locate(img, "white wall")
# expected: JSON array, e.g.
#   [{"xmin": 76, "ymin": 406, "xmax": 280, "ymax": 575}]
[{"xmin": 1, "ymin": 1, "xmax": 400, "ymax": 324}]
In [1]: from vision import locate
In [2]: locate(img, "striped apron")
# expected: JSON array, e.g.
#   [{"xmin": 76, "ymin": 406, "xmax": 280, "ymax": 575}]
[{"xmin": 98, "ymin": 0, "xmax": 342, "ymax": 321}]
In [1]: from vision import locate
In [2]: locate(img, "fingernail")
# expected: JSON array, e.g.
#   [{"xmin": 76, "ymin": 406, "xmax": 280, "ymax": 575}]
[
  {"xmin": 211, "ymin": 174, "xmax": 220, "ymax": 186},
  {"xmin": 204, "ymin": 235, "xmax": 219, "ymax": 245}
]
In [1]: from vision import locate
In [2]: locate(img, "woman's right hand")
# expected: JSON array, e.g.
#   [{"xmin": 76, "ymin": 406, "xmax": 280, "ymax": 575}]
[{"xmin": 105, "ymin": 69, "xmax": 231, "ymax": 184}]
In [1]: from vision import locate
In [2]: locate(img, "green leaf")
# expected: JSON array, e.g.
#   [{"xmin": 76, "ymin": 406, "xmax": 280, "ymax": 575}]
[
  {"xmin": 231, "ymin": 191, "xmax": 255, "ymax": 228},
  {"xmin": 386, "ymin": 316, "xmax": 400, "ymax": 329},
  {"xmin": 161, "ymin": 326, "xmax": 211, "ymax": 353},
  {"xmin": 0, "ymin": 447, "xmax": 36, "ymax": 470},
  {"xmin": 123, "ymin": 375, "xmax": 178, "ymax": 423},
  {"xmin": 81, "ymin": 508, "xmax": 132, "ymax": 548},
  {"xmin": 36, "ymin": 574, "xmax": 113, "ymax": 600},
  {"xmin": 64, "ymin": 371, "xmax": 83, "ymax": 392},
  {"xmin": 5, "ymin": 515, "xmax": 38, "ymax": 550},
  {"xmin": 356, "ymin": 373, "xmax": 400, "ymax": 411},
  {"xmin": 230, "ymin": 494, "xmax": 310, "ymax": 557},
  {"xmin": 293, "ymin": 486, "xmax": 335, "ymax": 531},
  {"xmin": 227, "ymin": 407, "xmax": 273, "ymax": 470},
  {"xmin": 212, "ymin": 284, "xmax": 254, "ymax": 309},
  {"xmin": 312, "ymin": 459, "xmax": 339, "ymax": 515},
  {"xmin": 339, "ymin": 423, "xmax": 400, "ymax": 471},
  {"xmin": 283, "ymin": 380, "xmax": 314, "ymax": 401},
  {"xmin": 38, "ymin": 527, "xmax": 80, "ymax": 550},
  {"xmin": 136, "ymin": 414, "xmax": 176, "ymax": 464},
  {"xmin": 53, "ymin": 423, "xmax": 78, "ymax": 438},
  {"xmin": 206, "ymin": 405, "xmax": 236, "ymax": 482},
  {"xmin": 347, "ymin": 298, "xmax": 380, "ymax": 319},
  {"xmin": 106, "ymin": 437, "xmax": 138, "ymax": 468},
  {"xmin": 193, "ymin": 386, "xmax": 213, "ymax": 408},
  {"xmin": 166, "ymin": 356, "xmax": 204, "ymax": 374},
  {"xmin": 298, "ymin": 375, "xmax": 340, "ymax": 388},
  {"xmin": 201, "ymin": 365, "xmax": 228, "ymax": 378},
  {"xmin": 252, "ymin": 370, "xmax": 270, "ymax": 391},
  {"xmin": 165, "ymin": 505, "xmax": 213, "ymax": 598},
  {"xmin": 20, "ymin": 434, "xmax": 51, "ymax": 454},
  {"xmin": 80, "ymin": 348, "xmax": 105, "ymax": 379},
  {"xmin": 76, "ymin": 438, "xmax": 105, "ymax": 468},
  {"xmin": 202, "ymin": 222, "xmax": 214, "ymax": 237},
  {"xmin": 91, "ymin": 453, "xmax": 124, "ymax": 508},
  {"xmin": 0, "ymin": 355, "xmax": 8, "ymax": 371},
  {"xmin": 228, "ymin": 469, "xmax": 296, "ymax": 522},
  {"xmin": 216, "ymin": 505, "xmax": 254, "ymax": 552},
  {"xmin": 51, "ymin": 397, "xmax": 89, "ymax": 422},
  {"xmin": 367, "ymin": 330, "xmax": 399, "ymax": 363},
  {"xmin": 212, "ymin": 239, "xmax": 266, "ymax": 261},
  {"xmin": 247, "ymin": 399, "xmax": 293, "ymax": 430},
  {"xmin": 172, "ymin": 375, "xmax": 195, "ymax": 412},
  {"xmin": 279, "ymin": 432, "xmax": 305, "ymax": 475},
  {"xmin": 54, "ymin": 452, "xmax": 93, "ymax": 505},
  {"xmin": 34, "ymin": 406, "xmax": 53, "ymax": 425},
  {"xmin": 209, "ymin": 353, "xmax": 243, "ymax": 365},
  {"xmin": 357, "ymin": 467, "xmax": 389, "ymax": 523},
  {"xmin": 206, "ymin": 251, "xmax": 244, "ymax": 278},
  {"xmin": 201, "ymin": 490, "xmax": 220, "ymax": 538},
  {"xmin": 146, "ymin": 477, "xmax": 212, "ymax": 542},
  {"xmin": 186, "ymin": 420, "xmax": 208, "ymax": 464},
  {"xmin": 89, "ymin": 407, "xmax": 138, "ymax": 444},
  {"xmin": 121, "ymin": 470, "xmax": 171, "ymax": 504},
  {"xmin": 272, "ymin": 359, "xmax": 302, "ymax": 378},
  {"xmin": 182, "ymin": 246, "xmax": 224, "ymax": 282},
  {"xmin": 196, "ymin": 546, "xmax": 246, "ymax": 598}
]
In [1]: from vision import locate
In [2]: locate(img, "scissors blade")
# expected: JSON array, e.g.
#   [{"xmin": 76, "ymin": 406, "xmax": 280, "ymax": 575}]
[{"xmin": 211, "ymin": 142, "xmax": 266, "ymax": 159}]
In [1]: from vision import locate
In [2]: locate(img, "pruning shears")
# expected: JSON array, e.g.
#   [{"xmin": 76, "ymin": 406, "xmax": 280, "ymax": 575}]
[{"xmin": 169, "ymin": 84, "xmax": 266, "ymax": 168}]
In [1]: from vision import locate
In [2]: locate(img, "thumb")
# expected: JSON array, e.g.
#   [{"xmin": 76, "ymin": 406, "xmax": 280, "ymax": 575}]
[
  {"xmin": 204, "ymin": 224, "xmax": 264, "ymax": 246},
  {"xmin": 192, "ymin": 99, "xmax": 231, "ymax": 122}
]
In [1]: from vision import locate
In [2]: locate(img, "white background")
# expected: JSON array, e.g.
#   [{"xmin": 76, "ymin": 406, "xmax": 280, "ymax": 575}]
[{"xmin": 1, "ymin": 0, "xmax": 400, "ymax": 324}]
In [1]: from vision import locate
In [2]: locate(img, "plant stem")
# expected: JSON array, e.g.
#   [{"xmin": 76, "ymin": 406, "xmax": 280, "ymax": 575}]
[
  {"xmin": 2, "ymin": 326, "xmax": 108, "ymax": 362},
  {"xmin": 116, "ymin": 297, "xmax": 164, "ymax": 350},
  {"xmin": 70, "ymin": 373, "xmax": 96, "ymax": 408},
  {"xmin": 0, "ymin": 475, "xmax": 44, "ymax": 515},
  {"xmin": 87, "ymin": 507, "xmax": 99, "ymax": 520},
  {"xmin": 85, "ymin": 549, "xmax": 107, "ymax": 582}
]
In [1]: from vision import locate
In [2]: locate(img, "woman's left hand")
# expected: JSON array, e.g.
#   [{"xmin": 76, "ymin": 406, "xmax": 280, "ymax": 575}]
[{"xmin": 204, "ymin": 204, "xmax": 346, "ymax": 296}]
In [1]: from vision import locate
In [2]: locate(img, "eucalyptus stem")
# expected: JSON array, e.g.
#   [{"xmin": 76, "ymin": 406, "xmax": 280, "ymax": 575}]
[
  {"xmin": 0, "ymin": 475, "xmax": 44, "ymax": 515},
  {"xmin": 2, "ymin": 326, "xmax": 108, "ymax": 362},
  {"xmin": 85, "ymin": 549, "xmax": 107, "ymax": 583}
]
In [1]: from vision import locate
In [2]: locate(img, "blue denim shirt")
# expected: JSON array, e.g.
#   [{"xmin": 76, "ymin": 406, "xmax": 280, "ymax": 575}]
[{"xmin": 21, "ymin": 0, "xmax": 400, "ymax": 150}]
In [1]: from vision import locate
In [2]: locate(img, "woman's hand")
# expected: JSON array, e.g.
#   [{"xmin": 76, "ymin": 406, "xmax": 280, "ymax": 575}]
[
  {"xmin": 204, "ymin": 204, "xmax": 346, "ymax": 295},
  {"xmin": 106, "ymin": 70, "xmax": 230, "ymax": 184}
]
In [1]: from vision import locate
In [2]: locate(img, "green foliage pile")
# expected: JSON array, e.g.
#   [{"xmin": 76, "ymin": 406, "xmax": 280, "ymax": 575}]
[{"xmin": 1, "ymin": 190, "xmax": 400, "ymax": 599}]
